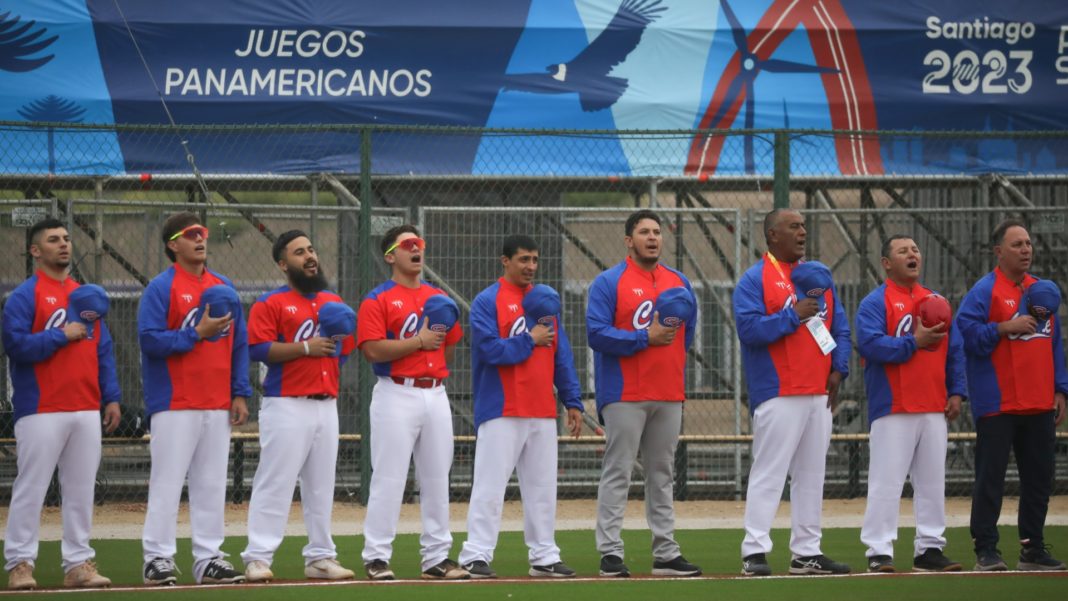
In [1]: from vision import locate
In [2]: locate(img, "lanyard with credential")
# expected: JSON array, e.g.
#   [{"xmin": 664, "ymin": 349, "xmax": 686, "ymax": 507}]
[{"xmin": 765, "ymin": 253, "xmax": 795, "ymax": 301}]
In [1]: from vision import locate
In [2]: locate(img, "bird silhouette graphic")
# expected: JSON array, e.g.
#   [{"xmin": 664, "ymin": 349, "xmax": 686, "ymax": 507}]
[
  {"xmin": 501, "ymin": 0, "xmax": 665, "ymax": 112},
  {"xmin": 0, "ymin": 11, "xmax": 57, "ymax": 72}
]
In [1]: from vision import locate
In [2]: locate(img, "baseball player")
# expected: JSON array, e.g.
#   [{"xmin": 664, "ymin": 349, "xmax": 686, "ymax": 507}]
[
  {"xmin": 733, "ymin": 208, "xmax": 851, "ymax": 576},
  {"xmin": 459, "ymin": 235, "xmax": 584, "ymax": 579},
  {"xmin": 357, "ymin": 224, "xmax": 468, "ymax": 581},
  {"xmin": 855, "ymin": 235, "xmax": 965, "ymax": 573},
  {"xmin": 957, "ymin": 219, "xmax": 1067, "ymax": 571},
  {"xmin": 138, "ymin": 212, "xmax": 251, "ymax": 585},
  {"xmin": 2, "ymin": 218, "xmax": 119, "ymax": 590},
  {"xmin": 240, "ymin": 230, "xmax": 357, "ymax": 582},
  {"xmin": 587, "ymin": 210, "xmax": 701, "ymax": 578}
]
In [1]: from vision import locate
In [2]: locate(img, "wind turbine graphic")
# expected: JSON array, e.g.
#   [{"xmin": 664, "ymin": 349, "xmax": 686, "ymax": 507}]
[{"xmin": 707, "ymin": 0, "xmax": 837, "ymax": 173}]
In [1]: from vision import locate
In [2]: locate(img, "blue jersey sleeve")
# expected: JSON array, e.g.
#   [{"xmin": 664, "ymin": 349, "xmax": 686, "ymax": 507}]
[
  {"xmin": 96, "ymin": 319, "xmax": 122, "ymax": 405},
  {"xmin": 956, "ymin": 279, "xmax": 1000, "ymax": 357},
  {"xmin": 732, "ymin": 268, "xmax": 799, "ymax": 347},
  {"xmin": 586, "ymin": 273, "xmax": 648, "ymax": 356},
  {"xmin": 552, "ymin": 314, "xmax": 583, "ymax": 411},
  {"xmin": 1, "ymin": 284, "xmax": 69, "ymax": 363},
  {"xmin": 471, "ymin": 291, "xmax": 534, "ymax": 366},
  {"xmin": 682, "ymin": 276, "xmax": 697, "ymax": 350},
  {"xmin": 829, "ymin": 284, "xmax": 851, "ymax": 377},
  {"xmin": 227, "ymin": 287, "xmax": 253, "ymax": 399},
  {"xmin": 855, "ymin": 289, "xmax": 916, "ymax": 365},
  {"xmin": 946, "ymin": 325, "xmax": 967, "ymax": 399},
  {"xmin": 137, "ymin": 278, "xmax": 198, "ymax": 358}
]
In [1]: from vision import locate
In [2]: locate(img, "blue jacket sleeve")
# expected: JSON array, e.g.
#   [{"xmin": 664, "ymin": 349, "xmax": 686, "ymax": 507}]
[
  {"xmin": 249, "ymin": 342, "xmax": 271, "ymax": 364},
  {"xmin": 552, "ymin": 314, "xmax": 583, "ymax": 411},
  {"xmin": 1054, "ymin": 316, "xmax": 1068, "ymax": 396},
  {"xmin": 230, "ymin": 304, "xmax": 253, "ymax": 398},
  {"xmin": 137, "ymin": 280, "xmax": 199, "ymax": 358},
  {"xmin": 733, "ymin": 269, "xmax": 799, "ymax": 347},
  {"xmin": 471, "ymin": 293, "xmax": 534, "ymax": 366},
  {"xmin": 829, "ymin": 285, "xmax": 851, "ymax": 377},
  {"xmin": 586, "ymin": 274, "xmax": 648, "ymax": 356},
  {"xmin": 96, "ymin": 319, "xmax": 122, "ymax": 405},
  {"xmin": 946, "ymin": 324, "xmax": 967, "ymax": 399},
  {"xmin": 855, "ymin": 292, "xmax": 916, "ymax": 365},
  {"xmin": 1, "ymin": 287, "xmax": 69, "ymax": 363},
  {"xmin": 956, "ymin": 284, "xmax": 1000, "ymax": 357},
  {"xmin": 683, "ymin": 277, "xmax": 697, "ymax": 350}
]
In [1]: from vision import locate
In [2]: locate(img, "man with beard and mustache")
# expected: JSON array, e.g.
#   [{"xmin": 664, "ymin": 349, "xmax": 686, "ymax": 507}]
[
  {"xmin": 587, "ymin": 210, "xmax": 701, "ymax": 578},
  {"xmin": 240, "ymin": 230, "xmax": 357, "ymax": 582},
  {"xmin": 3, "ymin": 219, "xmax": 120, "ymax": 590}
]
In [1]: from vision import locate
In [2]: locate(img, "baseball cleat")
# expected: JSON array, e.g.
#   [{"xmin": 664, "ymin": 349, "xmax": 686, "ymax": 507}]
[
  {"xmin": 305, "ymin": 558, "xmax": 355, "ymax": 580},
  {"xmin": 7, "ymin": 562, "xmax": 36, "ymax": 590},
  {"xmin": 913, "ymin": 548, "xmax": 961, "ymax": 572},
  {"xmin": 789, "ymin": 555, "xmax": 851, "ymax": 575},
  {"xmin": 365, "ymin": 559, "xmax": 395, "ymax": 581},
  {"xmin": 652, "ymin": 555, "xmax": 701, "ymax": 577},
  {"xmin": 599, "ymin": 555, "xmax": 630, "ymax": 578},
  {"xmin": 462, "ymin": 560, "xmax": 497, "ymax": 579},
  {"xmin": 529, "ymin": 561, "xmax": 576, "ymax": 578},
  {"xmin": 1018, "ymin": 545, "xmax": 1067, "ymax": 571},
  {"xmin": 63, "ymin": 561, "xmax": 111, "ymax": 588},
  {"xmin": 244, "ymin": 560, "xmax": 274, "ymax": 583},
  {"xmin": 974, "ymin": 549, "xmax": 1008, "ymax": 571},
  {"xmin": 421, "ymin": 558, "xmax": 470, "ymax": 580},
  {"xmin": 742, "ymin": 553, "xmax": 772, "ymax": 576},
  {"xmin": 867, "ymin": 555, "xmax": 895, "ymax": 573},
  {"xmin": 143, "ymin": 557, "xmax": 179, "ymax": 586},
  {"xmin": 200, "ymin": 559, "xmax": 245, "ymax": 584}
]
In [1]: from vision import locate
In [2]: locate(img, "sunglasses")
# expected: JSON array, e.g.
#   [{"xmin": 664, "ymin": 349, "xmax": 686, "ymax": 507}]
[
  {"xmin": 384, "ymin": 237, "xmax": 425, "ymax": 256},
  {"xmin": 169, "ymin": 224, "xmax": 210, "ymax": 242}
]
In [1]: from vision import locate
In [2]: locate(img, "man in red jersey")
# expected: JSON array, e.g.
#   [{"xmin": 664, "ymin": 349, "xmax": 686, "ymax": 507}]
[
  {"xmin": 587, "ymin": 210, "xmax": 701, "ymax": 578},
  {"xmin": 358, "ymin": 224, "xmax": 468, "ymax": 581},
  {"xmin": 957, "ymin": 219, "xmax": 1068, "ymax": 572},
  {"xmin": 2, "ymin": 219, "xmax": 120, "ymax": 590},
  {"xmin": 138, "ymin": 212, "xmax": 251, "ymax": 585},
  {"xmin": 241, "ymin": 230, "xmax": 356, "ymax": 582}
]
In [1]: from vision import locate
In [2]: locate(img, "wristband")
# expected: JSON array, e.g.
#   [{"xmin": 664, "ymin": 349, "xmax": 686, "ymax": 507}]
[{"xmin": 303, "ymin": 341, "xmax": 310, "ymax": 356}]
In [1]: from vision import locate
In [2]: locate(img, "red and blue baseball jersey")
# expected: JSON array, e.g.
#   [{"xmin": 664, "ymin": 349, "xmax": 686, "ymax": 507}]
[
  {"xmin": 855, "ymin": 280, "xmax": 967, "ymax": 423},
  {"xmin": 137, "ymin": 264, "xmax": 252, "ymax": 420},
  {"xmin": 733, "ymin": 256, "xmax": 851, "ymax": 411},
  {"xmin": 470, "ymin": 278, "xmax": 583, "ymax": 429},
  {"xmin": 1, "ymin": 271, "xmax": 120, "ymax": 423},
  {"xmin": 586, "ymin": 257, "xmax": 695, "ymax": 414},
  {"xmin": 956, "ymin": 267, "xmax": 1068, "ymax": 419},
  {"xmin": 356, "ymin": 280, "xmax": 462, "ymax": 379},
  {"xmin": 247, "ymin": 286, "xmax": 356, "ymax": 398}
]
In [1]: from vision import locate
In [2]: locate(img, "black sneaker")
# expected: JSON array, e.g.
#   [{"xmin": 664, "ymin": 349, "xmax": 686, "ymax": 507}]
[
  {"xmin": 913, "ymin": 548, "xmax": 962, "ymax": 572},
  {"xmin": 974, "ymin": 549, "xmax": 1008, "ymax": 572},
  {"xmin": 1018, "ymin": 544, "xmax": 1067, "ymax": 571},
  {"xmin": 462, "ymin": 560, "xmax": 497, "ymax": 579},
  {"xmin": 365, "ymin": 559, "xmax": 395, "ymax": 581},
  {"xmin": 143, "ymin": 557, "xmax": 179, "ymax": 586},
  {"xmin": 421, "ymin": 559, "xmax": 470, "ymax": 580},
  {"xmin": 200, "ymin": 559, "xmax": 246, "ymax": 584},
  {"xmin": 741, "ymin": 553, "xmax": 772, "ymax": 577},
  {"xmin": 867, "ymin": 555, "xmax": 895, "ymax": 573},
  {"xmin": 599, "ymin": 555, "xmax": 630, "ymax": 578},
  {"xmin": 789, "ymin": 555, "xmax": 851, "ymax": 575},
  {"xmin": 652, "ymin": 555, "xmax": 701, "ymax": 577},
  {"xmin": 529, "ymin": 562, "xmax": 576, "ymax": 578}
]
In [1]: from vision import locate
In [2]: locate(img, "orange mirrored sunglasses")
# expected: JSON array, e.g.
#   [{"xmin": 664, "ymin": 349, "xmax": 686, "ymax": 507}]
[
  {"xmin": 384, "ymin": 237, "xmax": 425, "ymax": 256},
  {"xmin": 169, "ymin": 224, "xmax": 210, "ymax": 241}
]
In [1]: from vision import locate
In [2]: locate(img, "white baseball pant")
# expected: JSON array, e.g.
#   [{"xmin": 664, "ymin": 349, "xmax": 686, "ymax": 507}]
[
  {"xmin": 142, "ymin": 409, "xmax": 231, "ymax": 583},
  {"xmin": 361, "ymin": 378, "xmax": 455, "ymax": 571},
  {"xmin": 459, "ymin": 417, "xmax": 561, "ymax": 567},
  {"xmin": 242, "ymin": 397, "xmax": 340, "ymax": 567},
  {"xmin": 742, "ymin": 394, "xmax": 831, "ymax": 559},
  {"xmin": 4, "ymin": 411, "xmax": 101, "ymax": 573},
  {"xmin": 861, "ymin": 412, "xmax": 948, "ymax": 558}
]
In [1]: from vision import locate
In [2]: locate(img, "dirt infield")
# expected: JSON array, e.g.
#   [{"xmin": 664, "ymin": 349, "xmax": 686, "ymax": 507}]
[{"xmin": 5, "ymin": 496, "xmax": 1066, "ymax": 541}]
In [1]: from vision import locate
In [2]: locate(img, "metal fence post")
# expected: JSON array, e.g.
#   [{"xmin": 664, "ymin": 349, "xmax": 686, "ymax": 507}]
[
  {"xmin": 359, "ymin": 128, "xmax": 374, "ymax": 505},
  {"xmin": 773, "ymin": 131, "xmax": 790, "ymax": 209}
]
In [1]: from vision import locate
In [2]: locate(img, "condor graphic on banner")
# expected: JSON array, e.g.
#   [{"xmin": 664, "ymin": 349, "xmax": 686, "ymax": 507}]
[{"xmin": 1, "ymin": 0, "xmax": 1066, "ymax": 176}]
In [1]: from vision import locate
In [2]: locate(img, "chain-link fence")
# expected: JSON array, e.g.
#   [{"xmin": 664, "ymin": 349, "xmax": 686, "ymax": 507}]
[{"xmin": 1, "ymin": 123, "xmax": 1066, "ymax": 507}]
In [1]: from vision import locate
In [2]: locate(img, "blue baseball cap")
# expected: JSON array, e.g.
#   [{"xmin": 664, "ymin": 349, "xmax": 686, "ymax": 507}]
[
  {"xmin": 791, "ymin": 261, "xmax": 833, "ymax": 299},
  {"xmin": 318, "ymin": 302, "xmax": 356, "ymax": 357},
  {"xmin": 197, "ymin": 285, "xmax": 241, "ymax": 341},
  {"xmin": 1024, "ymin": 280, "xmax": 1061, "ymax": 321},
  {"xmin": 68, "ymin": 284, "xmax": 109, "ymax": 325},
  {"xmin": 522, "ymin": 284, "xmax": 561, "ymax": 327},
  {"xmin": 654, "ymin": 286, "xmax": 696, "ymax": 326},
  {"xmin": 422, "ymin": 294, "xmax": 459, "ymax": 333}
]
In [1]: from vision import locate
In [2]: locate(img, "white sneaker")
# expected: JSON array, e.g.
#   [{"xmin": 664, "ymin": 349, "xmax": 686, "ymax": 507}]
[
  {"xmin": 305, "ymin": 558, "xmax": 355, "ymax": 580},
  {"xmin": 244, "ymin": 560, "xmax": 274, "ymax": 583},
  {"xmin": 7, "ymin": 562, "xmax": 36, "ymax": 590},
  {"xmin": 63, "ymin": 561, "xmax": 111, "ymax": 588}
]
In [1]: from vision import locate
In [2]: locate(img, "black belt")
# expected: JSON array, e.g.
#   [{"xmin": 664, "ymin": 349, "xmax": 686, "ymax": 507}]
[{"xmin": 306, "ymin": 394, "xmax": 332, "ymax": 400}]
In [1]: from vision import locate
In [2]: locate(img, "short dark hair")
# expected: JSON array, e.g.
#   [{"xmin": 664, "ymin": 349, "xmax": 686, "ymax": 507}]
[
  {"xmin": 161, "ymin": 212, "xmax": 202, "ymax": 262},
  {"xmin": 502, "ymin": 234, "xmax": 538, "ymax": 258},
  {"xmin": 880, "ymin": 234, "xmax": 914, "ymax": 259},
  {"xmin": 380, "ymin": 224, "xmax": 421, "ymax": 255},
  {"xmin": 272, "ymin": 229, "xmax": 310, "ymax": 263},
  {"xmin": 763, "ymin": 208, "xmax": 799, "ymax": 243},
  {"xmin": 625, "ymin": 209, "xmax": 660, "ymax": 237},
  {"xmin": 27, "ymin": 218, "xmax": 67, "ymax": 250},
  {"xmin": 991, "ymin": 218, "xmax": 1027, "ymax": 247}
]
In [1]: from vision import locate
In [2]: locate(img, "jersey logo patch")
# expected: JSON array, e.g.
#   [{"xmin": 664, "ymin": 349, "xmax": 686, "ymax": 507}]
[
  {"xmin": 399, "ymin": 312, "xmax": 420, "ymax": 339},
  {"xmin": 893, "ymin": 302, "xmax": 905, "ymax": 311},
  {"xmin": 508, "ymin": 303, "xmax": 519, "ymax": 313},
  {"xmin": 632, "ymin": 299, "xmax": 654, "ymax": 330},
  {"xmin": 1007, "ymin": 312, "xmax": 1054, "ymax": 341},
  {"xmin": 632, "ymin": 288, "xmax": 644, "ymax": 296},
  {"xmin": 286, "ymin": 305, "xmax": 298, "ymax": 314},
  {"xmin": 295, "ymin": 318, "xmax": 319, "ymax": 342},
  {"xmin": 392, "ymin": 300, "xmax": 404, "ymax": 309},
  {"xmin": 893, "ymin": 313, "xmax": 915, "ymax": 337},
  {"xmin": 44, "ymin": 308, "xmax": 67, "ymax": 330},
  {"xmin": 775, "ymin": 281, "xmax": 788, "ymax": 289},
  {"xmin": 45, "ymin": 296, "xmax": 57, "ymax": 305},
  {"xmin": 181, "ymin": 294, "xmax": 193, "ymax": 303},
  {"xmin": 508, "ymin": 316, "xmax": 528, "ymax": 338},
  {"xmin": 1004, "ymin": 299, "xmax": 1017, "ymax": 309}
]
